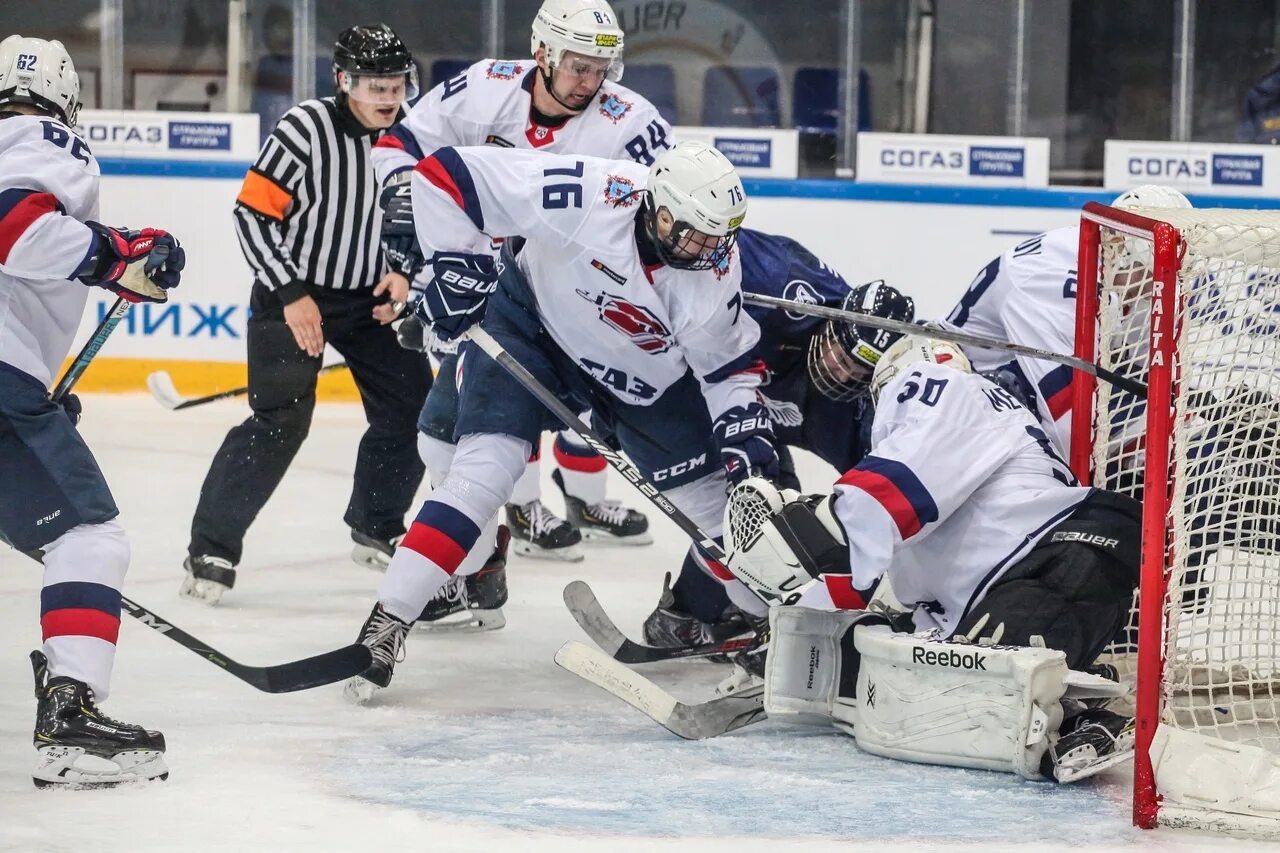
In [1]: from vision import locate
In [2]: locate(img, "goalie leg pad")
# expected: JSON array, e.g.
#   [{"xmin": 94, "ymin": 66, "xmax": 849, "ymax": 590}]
[
  {"xmin": 762, "ymin": 606, "xmax": 888, "ymax": 723},
  {"xmin": 850, "ymin": 625, "xmax": 1068, "ymax": 780}
]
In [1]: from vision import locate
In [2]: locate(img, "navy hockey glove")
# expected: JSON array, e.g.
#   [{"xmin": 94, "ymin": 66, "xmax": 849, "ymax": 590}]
[
  {"xmin": 414, "ymin": 251, "xmax": 498, "ymax": 341},
  {"xmin": 380, "ymin": 186, "xmax": 425, "ymax": 280},
  {"xmin": 76, "ymin": 222, "xmax": 185, "ymax": 303},
  {"xmin": 714, "ymin": 401, "xmax": 780, "ymax": 487},
  {"xmin": 59, "ymin": 392, "xmax": 82, "ymax": 427}
]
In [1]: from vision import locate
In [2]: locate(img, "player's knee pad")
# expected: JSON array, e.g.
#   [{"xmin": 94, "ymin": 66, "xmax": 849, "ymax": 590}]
[
  {"xmin": 442, "ymin": 433, "xmax": 531, "ymax": 519},
  {"xmin": 417, "ymin": 432, "xmax": 456, "ymax": 487},
  {"xmin": 41, "ymin": 519, "xmax": 130, "ymax": 590}
]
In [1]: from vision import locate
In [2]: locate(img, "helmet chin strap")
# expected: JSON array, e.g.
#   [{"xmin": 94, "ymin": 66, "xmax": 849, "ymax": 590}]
[{"xmin": 539, "ymin": 66, "xmax": 601, "ymax": 114}]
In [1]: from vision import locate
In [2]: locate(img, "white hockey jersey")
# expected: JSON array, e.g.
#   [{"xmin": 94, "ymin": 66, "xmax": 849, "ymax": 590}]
[
  {"xmin": 831, "ymin": 363, "xmax": 1092, "ymax": 637},
  {"xmin": 940, "ymin": 226, "xmax": 1079, "ymax": 454},
  {"xmin": 373, "ymin": 59, "xmax": 675, "ymax": 187},
  {"xmin": 410, "ymin": 145, "xmax": 761, "ymax": 417},
  {"xmin": 0, "ymin": 114, "xmax": 99, "ymax": 388}
]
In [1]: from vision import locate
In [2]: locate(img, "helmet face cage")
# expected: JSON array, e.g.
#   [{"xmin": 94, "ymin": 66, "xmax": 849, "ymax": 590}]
[
  {"xmin": 332, "ymin": 24, "xmax": 418, "ymax": 102},
  {"xmin": 806, "ymin": 282, "xmax": 915, "ymax": 402},
  {"xmin": 643, "ymin": 195, "xmax": 739, "ymax": 271}
]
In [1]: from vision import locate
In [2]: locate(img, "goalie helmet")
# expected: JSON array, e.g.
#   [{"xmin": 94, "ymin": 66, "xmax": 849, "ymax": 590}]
[
  {"xmin": 807, "ymin": 281, "xmax": 916, "ymax": 402},
  {"xmin": 0, "ymin": 35, "xmax": 80, "ymax": 126},
  {"xmin": 869, "ymin": 334, "xmax": 971, "ymax": 404},
  {"xmin": 1112, "ymin": 183, "xmax": 1192, "ymax": 211},
  {"xmin": 642, "ymin": 141, "xmax": 747, "ymax": 271},
  {"xmin": 531, "ymin": 0, "xmax": 625, "ymax": 82},
  {"xmin": 1107, "ymin": 183, "xmax": 1194, "ymax": 276}
]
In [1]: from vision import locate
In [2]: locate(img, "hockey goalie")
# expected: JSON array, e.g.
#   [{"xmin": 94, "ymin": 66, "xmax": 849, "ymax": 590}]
[{"xmin": 723, "ymin": 335, "xmax": 1143, "ymax": 783}]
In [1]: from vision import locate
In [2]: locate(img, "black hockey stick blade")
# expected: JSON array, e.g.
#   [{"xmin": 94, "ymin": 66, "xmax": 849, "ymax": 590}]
[
  {"xmin": 120, "ymin": 597, "xmax": 371, "ymax": 693},
  {"xmin": 147, "ymin": 363, "xmax": 350, "ymax": 411},
  {"xmin": 563, "ymin": 581, "xmax": 754, "ymax": 664},
  {"xmin": 555, "ymin": 640, "xmax": 766, "ymax": 739}
]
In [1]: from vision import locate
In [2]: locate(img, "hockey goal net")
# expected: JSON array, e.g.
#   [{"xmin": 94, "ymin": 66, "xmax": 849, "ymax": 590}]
[{"xmin": 1072, "ymin": 201, "xmax": 1280, "ymax": 834}]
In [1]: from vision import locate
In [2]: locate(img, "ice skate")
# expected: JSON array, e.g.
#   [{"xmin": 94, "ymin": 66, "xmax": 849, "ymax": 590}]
[
  {"xmin": 1043, "ymin": 708, "xmax": 1135, "ymax": 783},
  {"xmin": 552, "ymin": 469, "xmax": 652, "ymax": 545},
  {"xmin": 350, "ymin": 529, "xmax": 403, "ymax": 572},
  {"xmin": 344, "ymin": 603, "xmax": 410, "ymax": 704},
  {"xmin": 178, "ymin": 554, "xmax": 235, "ymax": 606},
  {"xmin": 505, "ymin": 499, "xmax": 583, "ymax": 562},
  {"xmin": 641, "ymin": 573, "xmax": 752, "ymax": 651},
  {"xmin": 30, "ymin": 651, "xmax": 167, "ymax": 788},
  {"xmin": 417, "ymin": 526, "xmax": 510, "ymax": 632}
]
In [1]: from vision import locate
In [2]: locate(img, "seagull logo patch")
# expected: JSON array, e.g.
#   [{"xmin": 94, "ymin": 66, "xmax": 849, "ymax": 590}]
[
  {"xmin": 597, "ymin": 92, "xmax": 633, "ymax": 124},
  {"xmin": 486, "ymin": 61, "xmax": 523, "ymax": 80}
]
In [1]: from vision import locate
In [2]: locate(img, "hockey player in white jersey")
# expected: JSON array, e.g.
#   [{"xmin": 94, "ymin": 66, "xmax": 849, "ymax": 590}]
[
  {"xmin": 723, "ymin": 335, "xmax": 1143, "ymax": 782},
  {"xmin": 940, "ymin": 184, "xmax": 1192, "ymax": 455},
  {"xmin": 0, "ymin": 35, "xmax": 184, "ymax": 786},
  {"xmin": 373, "ymin": 0, "xmax": 669, "ymax": 573},
  {"xmin": 345, "ymin": 141, "xmax": 773, "ymax": 701}
]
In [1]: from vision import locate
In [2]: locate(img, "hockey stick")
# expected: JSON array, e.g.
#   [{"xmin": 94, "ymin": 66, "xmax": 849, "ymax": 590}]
[
  {"xmin": 466, "ymin": 327, "xmax": 731, "ymax": 566},
  {"xmin": 51, "ymin": 297, "xmax": 131, "ymax": 402},
  {"xmin": 146, "ymin": 362, "xmax": 350, "ymax": 411},
  {"xmin": 554, "ymin": 640, "xmax": 766, "ymax": 739},
  {"xmin": 743, "ymin": 292, "xmax": 1149, "ymax": 398},
  {"xmin": 564, "ymin": 580, "xmax": 754, "ymax": 663}
]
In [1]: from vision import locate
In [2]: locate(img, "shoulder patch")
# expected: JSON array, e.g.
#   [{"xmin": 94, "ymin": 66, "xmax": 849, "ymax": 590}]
[
  {"xmin": 712, "ymin": 247, "xmax": 735, "ymax": 280},
  {"xmin": 603, "ymin": 174, "xmax": 640, "ymax": 207},
  {"xmin": 597, "ymin": 92, "xmax": 634, "ymax": 124},
  {"xmin": 782, "ymin": 279, "xmax": 820, "ymax": 320},
  {"xmin": 486, "ymin": 61, "xmax": 524, "ymax": 81}
]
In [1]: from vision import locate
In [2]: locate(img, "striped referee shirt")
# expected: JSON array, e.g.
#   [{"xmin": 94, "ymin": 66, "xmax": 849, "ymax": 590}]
[{"xmin": 234, "ymin": 97, "xmax": 392, "ymax": 303}]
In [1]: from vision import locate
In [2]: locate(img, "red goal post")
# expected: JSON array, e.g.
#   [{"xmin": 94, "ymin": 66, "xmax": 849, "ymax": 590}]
[{"xmin": 1072, "ymin": 201, "xmax": 1280, "ymax": 834}]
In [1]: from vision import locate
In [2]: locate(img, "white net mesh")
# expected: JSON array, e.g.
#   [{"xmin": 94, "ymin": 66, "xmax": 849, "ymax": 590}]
[{"xmin": 1090, "ymin": 207, "xmax": 1280, "ymax": 752}]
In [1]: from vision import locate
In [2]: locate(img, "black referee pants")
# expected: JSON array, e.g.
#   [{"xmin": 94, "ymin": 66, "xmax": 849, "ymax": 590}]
[{"xmin": 188, "ymin": 284, "xmax": 431, "ymax": 565}]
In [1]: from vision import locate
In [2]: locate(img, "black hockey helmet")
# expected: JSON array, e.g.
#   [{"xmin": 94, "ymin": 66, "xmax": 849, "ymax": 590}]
[
  {"xmin": 807, "ymin": 281, "xmax": 916, "ymax": 402},
  {"xmin": 332, "ymin": 24, "xmax": 417, "ymax": 100}
]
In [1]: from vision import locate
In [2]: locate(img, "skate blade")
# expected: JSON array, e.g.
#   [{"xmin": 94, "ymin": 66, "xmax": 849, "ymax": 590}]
[
  {"xmin": 1053, "ymin": 748, "xmax": 1134, "ymax": 784},
  {"xmin": 580, "ymin": 528, "xmax": 654, "ymax": 546},
  {"xmin": 33, "ymin": 746, "xmax": 169, "ymax": 788},
  {"xmin": 350, "ymin": 544, "xmax": 390, "ymax": 572},
  {"xmin": 343, "ymin": 675, "xmax": 381, "ymax": 705},
  {"xmin": 416, "ymin": 608, "xmax": 506, "ymax": 633},
  {"xmin": 509, "ymin": 540, "xmax": 585, "ymax": 563},
  {"xmin": 178, "ymin": 573, "xmax": 228, "ymax": 606}
]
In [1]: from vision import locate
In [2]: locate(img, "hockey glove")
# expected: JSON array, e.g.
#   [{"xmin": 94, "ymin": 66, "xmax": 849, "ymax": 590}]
[
  {"xmin": 76, "ymin": 222, "xmax": 185, "ymax": 303},
  {"xmin": 380, "ymin": 185, "xmax": 425, "ymax": 280},
  {"xmin": 59, "ymin": 393, "xmax": 82, "ymax": 427},
  {"xmin": 714, "ymin": 401, "xmax": 780, "ymax": 487},
  {"xmin": 413, "ymin": 251, "xmax": 498, "ymax": 341}
]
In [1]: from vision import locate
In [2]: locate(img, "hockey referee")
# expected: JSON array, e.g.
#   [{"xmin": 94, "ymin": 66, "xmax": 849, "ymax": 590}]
[{"xmin": 180, "ymin": 24, "xmax": 431, "ymax": 604}]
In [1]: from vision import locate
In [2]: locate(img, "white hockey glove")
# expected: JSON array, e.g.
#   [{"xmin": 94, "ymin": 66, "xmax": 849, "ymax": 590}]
[{"xmin": 723, "ymin": 477, "xmax": 851, "ymax": 603}]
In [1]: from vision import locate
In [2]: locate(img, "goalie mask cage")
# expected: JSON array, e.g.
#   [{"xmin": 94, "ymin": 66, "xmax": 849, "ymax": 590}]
[{"xmin": 1072, "ymin": 201, "xmax": 1280, "ymax": 835}]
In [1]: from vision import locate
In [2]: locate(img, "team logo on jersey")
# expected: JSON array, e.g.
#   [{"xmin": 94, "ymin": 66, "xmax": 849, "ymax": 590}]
[
  {"xmin": 597, "ymin": 92, "xmax": 633, "ymax": 124},
  {"xmin": 711, "ymin": 246, "xmax": 735, "ymax": 280},
  {"xmin": 527, "ymin": 123, "xmax": 558, "ymax": 147},
  {"xmin": 486, "ymin": 61, "xmax": 523, "ymax": 80},
  {"xmin": 762, "ymin": 394, "xmax": 804, "ymax": 428},
  {"xmin": 603, "ymin": 174, "xmax": 639, "ymax": 208},
  {"xmin": 576, "ymin": 289, "xmax": 672, "ymax": 354},
  {"xmin": 484, "ymin": 134, "xmax": 515, "ymax": 148},
  {"xmin": 590, "ymin": 259, "xmax": 627, "ymax": 285},
  {"xmin": 782, "ymin": 279, "xmax": 820, "ymax": 320}
]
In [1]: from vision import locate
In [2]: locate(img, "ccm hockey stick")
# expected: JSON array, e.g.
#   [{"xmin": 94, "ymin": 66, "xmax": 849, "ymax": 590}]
[
  {"xmin": 146, "ymin": 362, "xmax": 349, "ymax": 410},
  {"xmin": 555, "ymin": 640, "xmax": 766, "ymax": 739},
  {"xmin": 563, "ymin": 580, "xmax": 754, "ymax": 664},
  {"xmin": 742, "ymin": 292, "xmax": 1148, "ymax": 398}
]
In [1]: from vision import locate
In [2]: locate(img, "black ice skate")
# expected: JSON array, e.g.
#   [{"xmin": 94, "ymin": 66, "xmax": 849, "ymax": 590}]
[
  {"xmin": 344, "ymin": 603, "xmax": 411, "ymax": 704},
  {"xmin": 1042, "ymin": 707, "xmax": 1136, "ymax": 783},
  {"xmin": 505, "ymin": 499, "xmax": 583, "ymax": 562},
  {"xmin": 178, "ymin": 554, "xmax": 235, "ymax": 606},
  {"xmin": 350, "ymin": 529, "xmax": 403, "ymax": 572},
  {"xmin": 30, "ymin": 651, "xmax": 167, "ymax": 788},
  {"xmin": 552, "ymin": 469, "xmax": 653, "ymax": 546},
  {"xmin": 641, "ymin": 573, "xmax": 752, "ymax": 651},
  {"xmin": 417, "ymin": 526, "xmax": 511, "ymax": 632},
  {"xmin": 716, "ymin": 617, "xmax": 770, "ymax": 697}
]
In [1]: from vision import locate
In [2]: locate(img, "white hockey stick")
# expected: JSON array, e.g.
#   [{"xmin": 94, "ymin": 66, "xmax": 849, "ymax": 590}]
[{"xmin": 554, "ymin": 640, "xmax": 766, "ymax": 739}]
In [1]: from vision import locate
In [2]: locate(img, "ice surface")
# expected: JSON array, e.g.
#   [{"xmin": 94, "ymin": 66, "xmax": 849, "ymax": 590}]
[{"xmin": 0, "ymin": 395, "xmax": 1266, "ymax": 852}]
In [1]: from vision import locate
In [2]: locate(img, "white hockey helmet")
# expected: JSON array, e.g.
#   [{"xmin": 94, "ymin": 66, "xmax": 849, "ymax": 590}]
[
  {"xmin": 869, "ymin": 333, "xmax": 971, "ymax": 403},
  {"xmin": 1112, "ymin": 183, "xmax": 1192, "ymax": 211},
  {"xmin": 643, "ymin": 141, "xmax": 748, "ymax": 270},
  {"xmin": 0, "ymin": 35, "xmax": 81, "ymax": 126},
  {"xmin": 530, "ymin": 0, "xmax": 625, "ymax": 82}
]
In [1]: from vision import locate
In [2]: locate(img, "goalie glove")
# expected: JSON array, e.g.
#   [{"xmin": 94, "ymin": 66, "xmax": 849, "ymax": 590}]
[
  {"xmin": 413, "ymin": 250, "xmax": 498, "ymax": 341},
  {"xmin": 380, "ymin": 185, "xmax": 425, "ymax": 280},
  {"xmin": 75, "ymin": 222, "xmax": 185, "ymax": 303},
  {"xmin": 723, "ymin": 477, "xmax": 853, "ymax": 603}
]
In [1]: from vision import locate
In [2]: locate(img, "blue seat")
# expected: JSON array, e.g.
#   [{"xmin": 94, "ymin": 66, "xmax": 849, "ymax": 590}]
[
  {"xmin": 701, "ymin": 66, "xmax": 781, "ymax": 128},
  {"xmin": 430, "ymin": 59, "xmax": 473, "ymax": 89},
  {"xmin": 622, "ymin": 63, "xmax": 677, "ymax": 123},
  {"xmin": 792, "ymin": 67, "xmax": 871, "ymax": 134}
]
